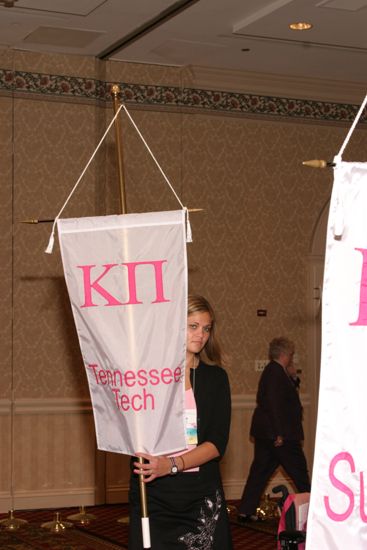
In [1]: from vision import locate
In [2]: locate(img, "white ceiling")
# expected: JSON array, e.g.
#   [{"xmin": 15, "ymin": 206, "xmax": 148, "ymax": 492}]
[{"xmin": 1, "ymin": 0, "xmax": 367, "ymax": 85}]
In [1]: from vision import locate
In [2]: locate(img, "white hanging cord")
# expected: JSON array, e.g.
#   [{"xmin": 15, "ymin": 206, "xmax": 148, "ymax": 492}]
[
  {"xmin": 121, "ymin": 104, "xmax": 184, "ymax": 209},
  {"xmin": 331, "ymin": 93, "xmax": 367, "ymax": 239},
  {"xmin": 45, "ymin": 104, "xmax": 124, "ymax": 254},
  {"xmin": 337, "ymin": 93, "xmax": 367, "ymax": 160},
  {"xmin": 121, "ymin": 104, "xmax": 192, "ymax": 242}
]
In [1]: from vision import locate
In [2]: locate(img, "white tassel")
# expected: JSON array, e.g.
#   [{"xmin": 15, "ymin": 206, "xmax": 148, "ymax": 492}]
[
  {"xmin": 45, "ymin": 231, "xmax": 55, "ymax": 254},
  {"xmin": 185, "ymin": 208, "xmax": 193, "ymax": 243}
]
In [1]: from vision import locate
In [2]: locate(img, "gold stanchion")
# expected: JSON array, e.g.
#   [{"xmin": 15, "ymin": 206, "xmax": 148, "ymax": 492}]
[
  {"xmin": 256, "ymin": 493, "xmax": 280, "ymax": 520},
  {"xmin": 226, "ymin": 504, "xmax": 237, "ymax": 517},
  {"xmin": 41, "ymin": 511, "xmax": 73, "ymax": 533},
  {"xmin": 67, "ymin": 505, "xmax": 96, "ymax": 525},
  {"xmin": 20, "ymin": 218, "xmax": 54, "ymax": 224},
  {"xmin": 0, "ymin": 509, "xmax": 28, "ymax": 530},
  {"xmin": 117, "ymin": 514, "xmax": 130, "ymax": 525}
]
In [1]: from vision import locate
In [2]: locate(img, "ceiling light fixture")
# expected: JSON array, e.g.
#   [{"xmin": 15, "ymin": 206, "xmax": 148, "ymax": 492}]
[{"xmin": 289, "ymin": 21, "xmax": 313, "ymax": 30}]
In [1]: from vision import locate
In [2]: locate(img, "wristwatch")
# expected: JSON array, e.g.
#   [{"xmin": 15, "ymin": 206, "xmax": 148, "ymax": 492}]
[{"xmin": 169, "ymin": 456, "xmax": 178, "ymax": 475}]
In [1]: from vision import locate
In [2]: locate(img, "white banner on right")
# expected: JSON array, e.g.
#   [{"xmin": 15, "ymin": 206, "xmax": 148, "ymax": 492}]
[{"xmin": 306, "ymin": 162, "xmax": 367, "ymax": 548}]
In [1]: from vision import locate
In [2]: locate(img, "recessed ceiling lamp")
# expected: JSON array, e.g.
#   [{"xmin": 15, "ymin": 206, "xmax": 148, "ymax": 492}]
[{"xmin": 289, "ymin": 21, "xmax": 313, "ymax": 30}]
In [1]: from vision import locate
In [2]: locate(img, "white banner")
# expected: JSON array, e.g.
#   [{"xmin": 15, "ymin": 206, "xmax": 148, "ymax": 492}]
[
  {"xmin": 57, "ymin": 210, "xmax": 188, "ymax": 456},
  {"xmin": 307, "ymin": 162, "xmax": 367, "ymax": 548}
]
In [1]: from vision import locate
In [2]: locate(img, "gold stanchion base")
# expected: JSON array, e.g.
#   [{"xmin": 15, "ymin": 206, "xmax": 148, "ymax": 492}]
[
  {"xmin": 67, "ymin": 506, "xmax": 96, "ymax": 525},
  {"xmin": 226, "ymin": 504, "xmax": 237, "ymax": 516},
  {"xmin": 256, "ymin": 493, "xmax": 280, "ymax": 520},
  {"xmin": 0, "ymin": 509, "xmax": 28, "ymax": 531},
  {"xmin": 41, "ymin": 512, "xmax": 73, "ymax": 533},
  {"xmin": 117, "ymin": 515, "xmax": 130, "ymax": 524}
]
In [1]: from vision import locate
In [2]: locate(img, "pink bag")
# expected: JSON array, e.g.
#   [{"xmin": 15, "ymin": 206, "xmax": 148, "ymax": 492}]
[{"xmin": 277, "ymin": 492, "xmax": 310, "ymax": 549}]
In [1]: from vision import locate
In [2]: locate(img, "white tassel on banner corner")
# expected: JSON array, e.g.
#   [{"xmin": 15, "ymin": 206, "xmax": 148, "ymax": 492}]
[
  {"xmin": 45, "ymin": 231, "xmax": 55, "ymax": 254},
  {"xmin": 185, "ymin": 208, "xmax": 193, "ymax": 243}
]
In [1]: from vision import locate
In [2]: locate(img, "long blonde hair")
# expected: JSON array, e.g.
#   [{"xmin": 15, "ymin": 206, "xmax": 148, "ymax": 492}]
[{"xmin": 187, "ymin": 294, "xmax": 224, "ymax": 366}]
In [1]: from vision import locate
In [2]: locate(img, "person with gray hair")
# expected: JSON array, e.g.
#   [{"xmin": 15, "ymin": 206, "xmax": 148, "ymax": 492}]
[{"xmin": 237, "ymin": 337, "xmax": 310, "ymax": 522}]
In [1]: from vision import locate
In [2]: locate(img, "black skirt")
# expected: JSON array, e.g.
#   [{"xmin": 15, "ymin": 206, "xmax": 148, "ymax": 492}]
[{"xmin": 128, "ymin": 468, "xmax": 233, "ymax": 550}]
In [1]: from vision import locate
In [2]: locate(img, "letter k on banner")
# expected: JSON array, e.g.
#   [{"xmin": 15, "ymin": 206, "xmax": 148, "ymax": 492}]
[
  {"xmin": 57, "ymin": 210, "xmax": 187, "ymax": 456},
  {"xmin": 306, "ymin": 163, "xmax": 367, "ymax": 549}
]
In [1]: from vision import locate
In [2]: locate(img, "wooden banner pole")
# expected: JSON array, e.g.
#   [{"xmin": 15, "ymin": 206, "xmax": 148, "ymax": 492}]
[
  {"xmin": 111, "ymin": 84, "xmax": 150, "ymax": 548},
  {"xmin": 111, "ymin": 85, "xmax": 128, "ymax": 214}
]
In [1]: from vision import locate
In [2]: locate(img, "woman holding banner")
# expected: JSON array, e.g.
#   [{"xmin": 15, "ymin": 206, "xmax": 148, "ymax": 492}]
[{"xmin": 129, "ymin": 294, "xmax": 233, "ymax": 549}]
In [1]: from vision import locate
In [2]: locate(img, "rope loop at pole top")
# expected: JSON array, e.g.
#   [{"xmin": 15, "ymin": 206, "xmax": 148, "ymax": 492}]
[
  {"xmin": 45, "ymin": 100, "xmax": 191, "ymax": 254},
  {"xmin": 337, "ymin": 93, "xmax": 367, "ymax": 160}
]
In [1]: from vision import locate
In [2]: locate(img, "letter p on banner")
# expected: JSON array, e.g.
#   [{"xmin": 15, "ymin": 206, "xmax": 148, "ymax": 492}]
[
  {"xmin": 306, "ymin": 163, "xmax": 367, "ymax": 549},
  {"xmin": 57, "ymin": 210, "xmax": 187, "ymax": 456}
]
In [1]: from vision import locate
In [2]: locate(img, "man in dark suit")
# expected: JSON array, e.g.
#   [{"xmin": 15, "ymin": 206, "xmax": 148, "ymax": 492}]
[{"xmin": 237, "ymin": 337, "xmax": 310, "ymax": 521}]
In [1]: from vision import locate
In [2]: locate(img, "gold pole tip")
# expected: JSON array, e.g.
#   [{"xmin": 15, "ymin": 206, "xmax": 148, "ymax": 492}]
[
  {"xmin": 20, "ymin": 219, "xmax": 53, "ymax": 224},
  {"xmin": 111, "ymin": 84, "xmax": 121, "ymax": 96},
  {"xmin": 302, "ymin": 159, "xmax": 329, "ymax": 168}
]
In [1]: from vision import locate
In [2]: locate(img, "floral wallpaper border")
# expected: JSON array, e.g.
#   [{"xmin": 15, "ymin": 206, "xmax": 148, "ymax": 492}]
[{"xmin": 0, "ymin": 67, "xmax": 365, "ymax": 124}]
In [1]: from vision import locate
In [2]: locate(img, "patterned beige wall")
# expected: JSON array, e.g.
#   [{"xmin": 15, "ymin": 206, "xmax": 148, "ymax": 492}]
[
  {"xmin": 0, "ymin": 95, "xmax": 12, "ymax": 395},
  {"xmin": 1, "ymin": 48, "xmax": 367, "ymax": 510},
  {"xmin": 0, "ymin": 93, "xmax": 13, "ymax": 505},
  {"xmin": 12, "ymin": 98, "xmax": 102, "ymax": 398}
]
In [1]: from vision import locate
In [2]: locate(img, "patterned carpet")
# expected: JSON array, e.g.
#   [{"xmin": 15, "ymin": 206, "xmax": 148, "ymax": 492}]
[{"xmin": 0, "ymin": 503, "xmax": 278, "ymax": 549}]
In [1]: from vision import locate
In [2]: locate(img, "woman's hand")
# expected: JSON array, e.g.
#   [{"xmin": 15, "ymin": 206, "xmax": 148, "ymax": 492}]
[{"xmin": 133, "ymin": 452, "xmax": 171, "ymax": 483}]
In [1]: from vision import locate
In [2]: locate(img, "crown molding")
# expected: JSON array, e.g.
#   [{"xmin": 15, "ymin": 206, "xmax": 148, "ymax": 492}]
[{"xmin": 182, "ymin": 65, "xmax": 367, "ymax": 105}]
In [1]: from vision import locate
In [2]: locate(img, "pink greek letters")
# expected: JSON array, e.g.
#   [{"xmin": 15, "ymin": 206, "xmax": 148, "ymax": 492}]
[{"xmin": 77, "ymin": 260, "xmax": 170, "ymax": 308}]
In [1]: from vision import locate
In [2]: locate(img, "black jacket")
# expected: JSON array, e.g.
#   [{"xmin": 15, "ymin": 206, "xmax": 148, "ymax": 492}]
[
  {"xmin": 130, "ymin": 361, "xmax": 231, "ymax": 484},
  {"xmin": 191, "ymin": 360, "xmax": 231, "ymax": 456},
  {"xmin": 190, "ymin": 361, "xmax": 231, "ymax": 479},
  {"xmin": 250, "ymin": 360, "xmax": 304, "ymax": 441}
]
